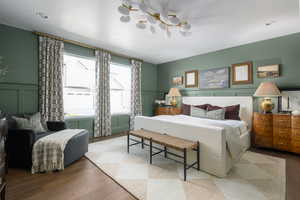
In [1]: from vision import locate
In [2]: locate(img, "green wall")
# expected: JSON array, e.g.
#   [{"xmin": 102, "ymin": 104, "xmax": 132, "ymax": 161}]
[
  {"xmin": 0, "ymin": 24, "xmax": 158, "ymax": 137},
  {"xmin": 158, "ymin": 32, "xmax": 300, "ymax": 98}
]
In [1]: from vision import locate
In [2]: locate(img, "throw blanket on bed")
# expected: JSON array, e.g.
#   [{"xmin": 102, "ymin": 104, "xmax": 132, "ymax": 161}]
[{"xmin": 32, "ymin": 129, "xmax": 85, "ymax": 174}]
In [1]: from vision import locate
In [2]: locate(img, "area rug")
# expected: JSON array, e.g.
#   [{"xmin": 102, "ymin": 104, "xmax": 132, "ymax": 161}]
[{"xmin": 85, "ymin": 136, "xmax": 286, "ymax": 200}]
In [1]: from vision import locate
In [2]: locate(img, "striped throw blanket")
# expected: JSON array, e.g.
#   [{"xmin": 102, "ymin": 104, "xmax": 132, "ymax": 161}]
[{"xmin": 32, "ymin": 129, "xmax": 85, "ymax": 174}]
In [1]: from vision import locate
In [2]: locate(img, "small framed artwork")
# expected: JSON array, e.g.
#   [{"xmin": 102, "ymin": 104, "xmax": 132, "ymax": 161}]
[
  {"xmin": 172, "ymin": 76, "xmax": 183, "ymax": 86},
  {"xmin": 232, "ymin": 61, "xmax": 253, "ymax": 85},
  {"xmin": 185, "ymin": 70, "xmax": 198, "ymax": 88},
  {"xmin": 257, "ymin": 64, "xmax": 280, "ymax": 78}
]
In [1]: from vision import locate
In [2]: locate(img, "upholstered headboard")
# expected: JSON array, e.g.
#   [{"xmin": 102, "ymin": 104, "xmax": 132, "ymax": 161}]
[{"xmin": 182, "ymin": 96, "xmax": 253, "ymax": 129}]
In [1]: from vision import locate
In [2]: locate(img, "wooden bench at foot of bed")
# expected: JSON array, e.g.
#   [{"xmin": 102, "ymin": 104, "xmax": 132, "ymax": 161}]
[{"xmin": 127, "ymin": 129, "xmax": 200, "ymax": 181}]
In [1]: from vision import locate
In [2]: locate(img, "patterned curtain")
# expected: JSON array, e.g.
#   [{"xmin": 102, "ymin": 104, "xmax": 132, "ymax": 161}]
[
  {"xmin": 94, "ymin": 50, "xmax": 112, "ymax": 137},
  {"xmin": 130, "ymin": 59, "xmax": 143, "ymax": 130},
  {"xmin": 39, "ymin": 36, "xmax": 64, "ymax": 123}
]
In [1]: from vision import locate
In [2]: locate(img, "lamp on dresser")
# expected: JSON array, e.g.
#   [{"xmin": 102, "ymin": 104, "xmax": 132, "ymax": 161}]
[
  {"xmin": 167, "ymin": 88, "xmax": 181, "ymax": 107},
  {"xmin": 253, "ymin": 82, "xmax": 281, "ymax": 113}
]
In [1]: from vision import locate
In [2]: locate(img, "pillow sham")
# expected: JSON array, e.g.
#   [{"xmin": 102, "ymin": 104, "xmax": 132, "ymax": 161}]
[
  {"xmin": 207, "ymin": 104, "xmax": 240, "ymax": 120},
  {"xmin": 191, "ymin": 106, "xmax": 225, "ymax": 120},
  {"xmin": 181, "ymin": 104, "xmax": 210, "ymax": 115}
]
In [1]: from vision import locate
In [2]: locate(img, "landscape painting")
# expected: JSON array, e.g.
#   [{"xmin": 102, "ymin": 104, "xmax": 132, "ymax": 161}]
[
  {"xmin": 257, "ymin": 64, "xmax": 280, "ymax": 78},
  {"xmin": 200, "ymin": 67, "xmax": 229, "ymax": 89}
]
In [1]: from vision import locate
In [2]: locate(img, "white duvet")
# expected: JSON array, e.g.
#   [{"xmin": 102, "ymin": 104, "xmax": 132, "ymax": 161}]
[{"xmin": 147, "ymin": 115, "xmax": 247, "ymax": 161}]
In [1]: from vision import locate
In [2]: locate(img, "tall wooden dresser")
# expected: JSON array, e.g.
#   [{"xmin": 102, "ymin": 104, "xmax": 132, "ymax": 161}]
[{"xmin": 253, "ymin": 112, "xmax": 300, "ymax": 154}]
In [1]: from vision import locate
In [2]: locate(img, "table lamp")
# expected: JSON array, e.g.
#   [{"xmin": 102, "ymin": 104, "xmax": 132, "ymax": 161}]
[
  {"xmin": 254, "ymin": 82, "xmax": 281, "ymax": 113},
  {"xmin": 168, "ymin": 88, "xmax": 181, "ymax": 107}
]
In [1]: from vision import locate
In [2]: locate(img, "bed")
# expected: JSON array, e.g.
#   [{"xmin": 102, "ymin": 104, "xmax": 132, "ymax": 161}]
[{"xmin": 134, "ymin": 96, "xmax": 253, "ymax": 177}]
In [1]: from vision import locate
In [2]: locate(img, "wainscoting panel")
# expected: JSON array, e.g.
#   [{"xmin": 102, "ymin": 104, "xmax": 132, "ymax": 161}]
[{"xmin": 0, "ymin": 83, "xmax": 38, "ymax": 114}]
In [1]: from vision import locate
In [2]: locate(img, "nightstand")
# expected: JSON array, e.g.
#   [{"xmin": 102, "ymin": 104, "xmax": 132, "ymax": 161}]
[
  {"xmin": 252, "ymin": 112, "xmax": 300, "ymax": 154},
  {"xmin": 155, "ymin": 106, "xmax": 181, "ymax": 115}
]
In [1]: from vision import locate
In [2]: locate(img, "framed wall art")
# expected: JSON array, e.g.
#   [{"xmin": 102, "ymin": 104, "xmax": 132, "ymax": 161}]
[
  {"xmin": 199, "ymin": 67, "xmax": 229, "ymax": 89},
  {"xmin": 257, "ymin": 64, "xmax": 280, "ymax": 78},
  {"xmin": 172, "ymin": 76, "xmax": 183, "ymax": 86},
  {"xmin": 185, "ymin": 70, "xmax": 198, "ymax": 88},
  {"xmin": 232, "ymin": 61, "xmax": 253, "ymax": 85}
]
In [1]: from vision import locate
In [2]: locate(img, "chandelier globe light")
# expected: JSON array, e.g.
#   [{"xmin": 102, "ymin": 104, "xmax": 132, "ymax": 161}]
[{"xmin": 117, "ymin": 0, "xmax": 192, "ymax": 37}]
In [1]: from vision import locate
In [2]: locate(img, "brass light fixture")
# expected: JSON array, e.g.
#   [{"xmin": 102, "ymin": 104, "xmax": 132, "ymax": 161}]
[
  {"xmin": 254, "ymin": 82, "xmax": 281, "ymax": 113},
  {"xmin": 117, "ymin": 0, "xmax": 192, "ymax": 37}
]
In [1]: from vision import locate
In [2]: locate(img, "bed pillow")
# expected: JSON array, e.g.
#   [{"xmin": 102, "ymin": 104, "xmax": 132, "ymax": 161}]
[
  {"xmin": 207, "ymin": 104, "xmax": 240, "ymax": 120},
  {"xmin": 182, "ymin": 104, "xmax": 210, "ymax": 115},
  {"xmin": 191, "ymin": 106, "xmax": 225, "ymax": 120}
]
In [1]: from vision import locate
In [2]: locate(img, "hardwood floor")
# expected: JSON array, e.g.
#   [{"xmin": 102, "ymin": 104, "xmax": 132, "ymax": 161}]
[
  {"xmin": 6, "ymin": 138, "xmax": 300, "ymax": 200},
  {"xmin": 6, "ymin": 157, "xmax": 136, "ymax": 200}
]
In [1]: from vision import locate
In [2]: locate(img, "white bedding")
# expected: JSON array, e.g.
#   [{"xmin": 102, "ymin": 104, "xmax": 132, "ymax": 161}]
[{"xmin": 134, "ymin": 115, "xmax": 250, "ymax": 177}]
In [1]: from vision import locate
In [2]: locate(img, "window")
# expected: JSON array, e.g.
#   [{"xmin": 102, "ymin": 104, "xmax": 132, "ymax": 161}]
[
  {"xmin": 110, "ymin": 63, "xmax": 131, "ymax": 114},
  {"xmin": 63, "ymin": 54, "xmax": 96, "ymax": 116}
]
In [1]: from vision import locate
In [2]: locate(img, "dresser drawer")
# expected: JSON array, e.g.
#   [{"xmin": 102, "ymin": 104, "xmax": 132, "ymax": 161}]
[
  {"xmin": 255, "ymin": 136, "xmax": 273, "ymax": 148},
  {"xmin": 291, "ymin": 141, "xmax": 300, "ymax": 154},
  {"xmin": 274, "ymin": 127, "xmax": 291, "ymax": 139},
  {"xmin": 292, "ymin": 128, "xmax": 300, "ymax": 141},
  {"xmin": 273, "ymin": 115, "xmax": 291, "ymax": 128},
  {"xmin": 273, "ymin": 138, "xmax": 290, "ymax": 151},
  {"xmin": 292, "ymin": 116, "xmax": 300, "ymax": 129},
  {"xmin": 253, "ymin": 126, "xmax": 273, "ymax": 136}
]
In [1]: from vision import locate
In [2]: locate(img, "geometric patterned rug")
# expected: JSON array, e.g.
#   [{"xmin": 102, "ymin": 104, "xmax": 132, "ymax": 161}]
[{"xmin": 85, "ymin": 136, "xmax": 286, "ymax": 200}]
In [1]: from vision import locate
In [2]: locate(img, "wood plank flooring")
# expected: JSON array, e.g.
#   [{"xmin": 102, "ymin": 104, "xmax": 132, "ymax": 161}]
[{"xmin": 6, "ymin": 137, "xmax": 300, "ymax": 200}]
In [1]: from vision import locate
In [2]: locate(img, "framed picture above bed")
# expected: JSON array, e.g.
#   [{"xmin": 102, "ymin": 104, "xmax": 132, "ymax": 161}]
[
  {"xmin": 199, "ymin": 67, "xmax": 229, "ymax": 89},
  {"xmin": 185, "ymin": 70, "xmax": 198, "ymax": 88},
  {"xmin": 231, "ymin": 61, "xmax": 253, "ymax": 85}
]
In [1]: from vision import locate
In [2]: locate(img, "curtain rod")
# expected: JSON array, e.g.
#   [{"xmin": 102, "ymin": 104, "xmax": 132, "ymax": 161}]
[{"xmin": 33, "ymin": 31, "xmax": 143, "ymax": 62}]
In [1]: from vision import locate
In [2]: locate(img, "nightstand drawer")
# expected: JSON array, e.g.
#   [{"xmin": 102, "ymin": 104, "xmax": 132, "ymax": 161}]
[
  {"xmin": 273, "ymin": 115, "xmax": 291, "ymax": 128},
  {"xmin": 291, "ymin": 141, "xmax": 300, "ymax": 153},
  {"xmin": 273, "ymin": 127, "xmax": 291, "ymax": 139},
  {"xmin": 255, "ymin": 136, "xmax": 273, "ymax": 148},
  {"xmin": 253, "ymin": 126, "xmax": 273, "ymax": 136},
  {"xmin": 273, "ymin": 138, "xmax": 290, "ymax": 151},
  {"xmin": 155, "ymin": 107, "xmax": 181, "ymax": 115}
]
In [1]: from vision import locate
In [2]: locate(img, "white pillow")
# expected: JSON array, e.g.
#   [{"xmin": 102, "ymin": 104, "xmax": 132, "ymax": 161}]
[{"xmin": 191, "ymin": 106, "xmax": 225, "ymax": 120}]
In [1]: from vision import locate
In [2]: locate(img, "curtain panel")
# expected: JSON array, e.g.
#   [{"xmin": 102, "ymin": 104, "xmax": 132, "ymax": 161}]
[
  {"xmin": 94, "ymin": 50, "xmax": 112, "ymax": 137},
  {"xmin": 130, "ymin": 59, "xmax": 143, "ymax": 130},
  {"xmin": 38, "ymin": 36, "xmax": 64, "ymax": 123}
]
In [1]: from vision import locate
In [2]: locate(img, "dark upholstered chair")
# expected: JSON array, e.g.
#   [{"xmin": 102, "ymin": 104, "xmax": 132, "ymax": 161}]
[{"xmin": 6, "ymin": 117, "xmax": 89, "ymax": 170}]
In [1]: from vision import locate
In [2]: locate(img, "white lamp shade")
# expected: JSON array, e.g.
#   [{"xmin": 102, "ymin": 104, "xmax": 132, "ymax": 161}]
[
  {"xmin": 169, "ymin": 16, "xmax": 180, "ymax": 25},
  {"xmin": 182, "ymin": 23, "xmax": 191, "ymax": 31},
  {"xmin": 146, "ymin": 15, "xmax": 156, "ymax": 24},
  {"xmin": 168, "ymin": 88, "xmax": 181, "ymax": 97},
  {"xmin": 150, "ymin": 25, "xmax": 156, "ymax": 34},
  {"xmin": 254, "ymin": 82, "xmax": 281, "ymax": 97},
  {"xmin": 159, "ymin": 22, "xmax": 166, "ymax": 30},
  {"xmin": 136, "ymin": 22, "xmax": 146, "ymax": 29},
  {"xmin": 120, "ymin": 15, "xmax": 130, "ymax": 23},
  {"xmin": 118, "ymin": 5, "xmax": 130, "ymax": 15}
]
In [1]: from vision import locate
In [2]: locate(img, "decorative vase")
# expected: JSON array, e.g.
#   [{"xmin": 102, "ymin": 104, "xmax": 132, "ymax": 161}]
[{"xmin": 261, "ymin": 98, "xmax": 274, "ymax": 113}]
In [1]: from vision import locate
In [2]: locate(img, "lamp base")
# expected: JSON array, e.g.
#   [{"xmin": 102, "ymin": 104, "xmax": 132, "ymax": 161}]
[
  {"xmin": 170, "ymin": 97, "xmax": 177, "ymax": 107},
  {"xmin": 261, "ymin": 98, "xmax": 274, "ymax": 113}
]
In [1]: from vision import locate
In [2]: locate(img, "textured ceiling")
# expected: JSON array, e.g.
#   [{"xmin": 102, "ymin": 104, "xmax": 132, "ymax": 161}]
[{"xmin": 0, "ymin": 0, "xmax": 299, "ymax": 64}]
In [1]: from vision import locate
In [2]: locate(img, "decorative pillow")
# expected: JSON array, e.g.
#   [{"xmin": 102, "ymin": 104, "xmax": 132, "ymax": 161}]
[
  {"xmin": 13, "ymin": 113, "xmax": 45, "ymax": 133},
  {"xmin": 182, "ymin": 104, "xmax": 211, "ymax": 115},
  {"xmin": 207, "ymin": 104, "xmax": 240, "ymax": 120},
  {"xmin": 191, "ymin": 106, "xmax": 225, "ymax": 120}
]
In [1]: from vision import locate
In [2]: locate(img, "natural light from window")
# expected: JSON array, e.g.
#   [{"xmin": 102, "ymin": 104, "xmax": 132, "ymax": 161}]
[
  {"xmin": 63, "ymin": 54, "xmax": 96, "ymax": 116},
  {"xmin": 110, "ymin": 63, "xmax": 131, "ymax": 114},
  {"xmin": 63, "ymin": 54, "xmax": 131, "ymax": 116}
]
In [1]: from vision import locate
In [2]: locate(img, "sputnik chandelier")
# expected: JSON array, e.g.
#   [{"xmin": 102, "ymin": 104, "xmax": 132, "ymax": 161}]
[{"xmin": 117, "ymin": 0, "xmax": 192, "ymax": 37}]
